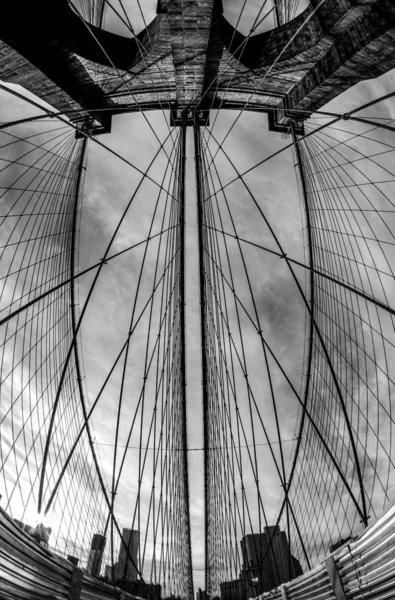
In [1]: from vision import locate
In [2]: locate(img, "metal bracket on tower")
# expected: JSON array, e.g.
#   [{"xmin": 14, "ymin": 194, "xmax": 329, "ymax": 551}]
[
  {"xmin": 170, "ymin": 105, "xmax": 210, "ymax": 127},
  {"xmin": 267, "ymin": 98, "xmax": 309, "ymax": 136},
  {"xmin": 74, "ymin": 112, "xmax": 112, "ymax": 139},
  {"xmin": 268, "ymin": 110, "xmax": 306, "ymax": 136}
]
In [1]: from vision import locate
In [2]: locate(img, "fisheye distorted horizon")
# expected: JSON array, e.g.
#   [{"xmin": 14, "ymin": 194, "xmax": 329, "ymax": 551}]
[{"xmin": 1, "ymin": 0, "xmax": 395, "ymax": 597}]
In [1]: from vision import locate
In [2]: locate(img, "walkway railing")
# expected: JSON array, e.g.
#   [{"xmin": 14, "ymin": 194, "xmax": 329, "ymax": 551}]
[
  {"xmin": 250, "ymin": 503, "xmax": 395, "ymax": 600},
  {"xmin": 0, "ymin": 507, "xmax": 142, "ymax": 600},
  {"xmin": 2, "ymin": 501, "xmax": 395, "ymax": 600}
]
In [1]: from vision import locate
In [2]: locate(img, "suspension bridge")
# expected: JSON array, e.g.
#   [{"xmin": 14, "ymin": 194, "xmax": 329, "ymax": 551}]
[{"xmin": 1, "ymin": 0, "xmax": 395, "ymax": 599}]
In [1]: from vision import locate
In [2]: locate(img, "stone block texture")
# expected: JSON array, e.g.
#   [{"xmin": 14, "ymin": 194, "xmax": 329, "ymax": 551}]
[{"xmin": 0, "ymin": 0, "xmax": 394, "ymax": 133}]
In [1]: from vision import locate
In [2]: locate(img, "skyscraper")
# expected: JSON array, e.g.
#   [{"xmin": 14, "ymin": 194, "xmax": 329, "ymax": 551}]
[
  {"xmin": 221, "ymin": 527, "xmax": 303, "ymax": 600},
  {"xmin": 117, "ymin": 528, "xmax": 139, "ymax": 581},
  {"xmin": 240, "ymin": 526, "xmax": 302, "ymax": 592},
  {"xmin": 104, "ymin": 563, "xmax": 117, "ymax": 581},
  {"xmin": 86, "ymin": 532, "xmax": 106, "ymax": 578}
]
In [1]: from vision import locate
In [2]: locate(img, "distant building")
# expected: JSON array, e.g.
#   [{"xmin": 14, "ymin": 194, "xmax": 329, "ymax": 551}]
[
  {"xmin": 196, "ymin": 588, "xmax": 209, "ymax": 600},
  {"xmin": 13, "ymin": 518, "xmax": 52, "ymax": 548},
  {"xmin": 117, "ymin": 528, "xmax": 139, "ymax": 580},
  {"xmin": 220, "ymin": 526, "xmax": 303, "ymax": 600},
  {"xmin": 241, "ymin": 526, "xmax": 302, "ymax": 592},
  {"xmin": 104, "ymin": 563, "xmax": 112, "ymax": 581},
  {"xmin": 104, "ymin": 562, "xmax": 119, "ymax": 582},
  {"xmin": 86, "ymin": 533, "xmax": 106, "ymax": 578},
  {"xmin": 117, "ymin": 579, "xmax": 161, "ymax": 600},
  {"xmin": 220, "ymin": 577, "xmax": 249, "ymax": 600}
]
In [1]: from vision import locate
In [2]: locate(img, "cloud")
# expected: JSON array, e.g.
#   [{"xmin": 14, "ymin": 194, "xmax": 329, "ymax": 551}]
[{"xmin": 1, "ymin": 6, "xmax": 395, "ymax": 595}]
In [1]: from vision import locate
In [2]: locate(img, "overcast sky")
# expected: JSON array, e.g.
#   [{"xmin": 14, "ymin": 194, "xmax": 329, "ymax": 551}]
[
  {"xmin": 1, "ymin": 0, "xmax": 395, "ymax": 595},
  {"xmin": 75, "ymin": 76, "xmax": 395, "ymax": 594}
]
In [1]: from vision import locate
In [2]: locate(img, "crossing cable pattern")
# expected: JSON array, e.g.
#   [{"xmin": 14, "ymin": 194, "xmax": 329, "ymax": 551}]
[
  {"xmin": 94, "ymin": 121, "xmax": 193, "ymax": 599},
  {"xmin": 0, "ymin": 113, "xmax": 108, "ymax": 562},
  {"xmin": 72, "ymin": 0, "xmax": 106, "ymax": 27},
  {"xmin": 276, "ymin": 0, "xmax": 304, "ymax": 25},
  {"xmin": 196, "ymin": 120, "xmax": 307, "ymax": 596},
  {"xmin": 285, "ymin": 112, "xmax": 395, "ymax": 568},
  {"xmin": 1, "ymin": 1, "xmax": 395, "ymax": 599},
  {"xmin": 195, "ymin": 92, "xmax": 395, "ymax": 596},
  {"xmin": 0, "ymin": 88, "xmax": 193, "ymax": 598}
]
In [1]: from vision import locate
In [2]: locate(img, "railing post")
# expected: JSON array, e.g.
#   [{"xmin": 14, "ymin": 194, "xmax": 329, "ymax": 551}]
[
  {"xmin": 69, "ymin": 566, "xmax": 83, "ymax": 600},
  {"xmin": 325, "ymin": 556, "xmax": 346, "ymax": 600}
]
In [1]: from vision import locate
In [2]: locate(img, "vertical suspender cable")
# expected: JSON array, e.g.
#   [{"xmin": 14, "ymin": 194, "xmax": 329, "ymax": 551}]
[
  {"xmin": 194, "ymin": 118, "xmax": 210, "ymax": 593},
  {"xmin": 290, "ymin": 123, "xmax": 369, "ymax": 528},
  {"xmin": 179, "ymin": 117, "xmax": 194, "ymax": 600},
  {"xmin": 289, "ymin": 121, "xmax": 315, "ymax": 566}
]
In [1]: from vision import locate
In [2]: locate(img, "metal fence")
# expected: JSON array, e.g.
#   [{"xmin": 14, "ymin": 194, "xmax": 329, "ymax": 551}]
[
  {"xmin": 0, "ymin": 507, "xmax": 139, "ymax": 600},
  {"xmin": 252, "ymin": 503, "xmax": 395, "ymax": 600},
  {"xmin": 2, "ymin": 502, "xmax": 395, "ymax": 600}
]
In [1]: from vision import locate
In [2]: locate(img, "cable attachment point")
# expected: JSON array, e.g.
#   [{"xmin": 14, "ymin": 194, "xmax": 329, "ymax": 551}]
[{"xmin": 359, "ymin": 514, "xmax": 371, "ymax": 525}]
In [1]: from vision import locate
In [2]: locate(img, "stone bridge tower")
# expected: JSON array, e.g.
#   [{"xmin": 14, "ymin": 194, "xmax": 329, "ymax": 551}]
[{"xmin": 0, "ymin": 0, "xmax": 394, "ymax": 132}]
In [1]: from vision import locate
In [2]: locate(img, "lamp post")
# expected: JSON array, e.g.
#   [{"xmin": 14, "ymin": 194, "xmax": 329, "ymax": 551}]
[{"xmin": 244, "ymin": 568, "xmax": 262, "ymax": 599}]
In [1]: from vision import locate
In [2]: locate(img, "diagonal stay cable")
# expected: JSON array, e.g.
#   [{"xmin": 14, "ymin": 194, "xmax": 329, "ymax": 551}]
[
  {"xmin": 200, "ymin": 135, "xmax": 289, "ymax": 497},
  {"xmin": 43, "ymin": 240, "xmax": 181, "ymax": 515},
  {"xmin": 202, "ymin": 92, "xmax": 395, "ymax": 197},
  {"xmin": 202, "ymin": 225, "xmax": 395, "ymax": 317},
  {"xmin": 0, "ymin": 83, "xmax": 179, "ymax": 200},
  {"xmin": 37, "ymin": 128, "xmax": 178, "ymax": 512},
  {"xmin": 200, "ymin": 134, "xmax": 303, "ymax": 570},
  {"xmin": 102, "ymin": 0, "xmax": 184, "ymax": 118},
  {"xmin": 108, "ymin": 126, "xmax": 180, "ymax": 572},
  {"xmin": 196, "ymin": 2, "xmax": 275, "ymax": 126},
  {"xmin": 202, "ymin": 243, "xmax": 366, "ymax": 524},
  {"xmin": 0, "ymin": 226, "xmax": 176, "ymax": 326},
  {"xmin": 202, "ymin": 126, "xmax": 371, "ymax": 525},
  {"xmin": 71, "ymin": 1, "xmax": 177, "ymax": 156},
  {"xmin": 201, "ymin": 0, "xmax": 328, "ymax": 164},
  {"xmin": 113, "ymin": 0, "xmax": 185, "ymax": 112},
  {"xmin": 189, "ymin": 0, "xmax": 274, "ymax": 113},
  {"xmin": 198, "ymin": 126, "xmax": 291, "ymax": 582}
]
